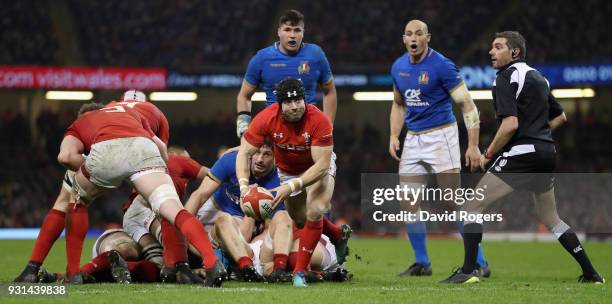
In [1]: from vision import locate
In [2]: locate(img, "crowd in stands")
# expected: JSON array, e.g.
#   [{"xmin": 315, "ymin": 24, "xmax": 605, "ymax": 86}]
[
  {"xmin": 0, "ymin": 1, "xmax": 58, "ymax": 65},
  {"xmin": 68, "ymin": 0, "xmax": 278, "ymax": 70},
  {"xmin": 2, "ymin": 0, "xmax": 609, "ymax": 69}
]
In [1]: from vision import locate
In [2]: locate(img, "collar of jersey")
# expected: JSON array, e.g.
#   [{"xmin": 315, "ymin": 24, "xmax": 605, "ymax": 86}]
[
  {"xmin": 496, "ymin": 60, "xmax": 525, "ymax": 74},
  {"xmin": 275, "ymin": 41, "xmax": 304, "ymax": 56}
]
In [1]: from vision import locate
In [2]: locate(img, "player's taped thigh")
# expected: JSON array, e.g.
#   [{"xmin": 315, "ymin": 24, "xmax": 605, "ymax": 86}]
[
  {"xmin": 72, "ymin": 173, "xmax": 95, "ymax": 204},
  {"xmin": 147, "ymin": 183, "xmax": 181, "ymax": 214},
  {"xmin": 532, "ymin": 189, "xmax": 563, "ymax": 230}
]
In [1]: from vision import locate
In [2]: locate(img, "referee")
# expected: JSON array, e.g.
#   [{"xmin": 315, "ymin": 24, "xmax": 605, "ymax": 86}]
[{"xmin": 441, "ymin": 31, "xmax": 604, "ymax": 284}]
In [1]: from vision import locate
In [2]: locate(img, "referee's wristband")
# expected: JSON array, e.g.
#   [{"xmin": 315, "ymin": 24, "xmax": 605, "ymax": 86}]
[{"xmin": 237, "ymin": 111, "xmax": 251, "ymax": 117}]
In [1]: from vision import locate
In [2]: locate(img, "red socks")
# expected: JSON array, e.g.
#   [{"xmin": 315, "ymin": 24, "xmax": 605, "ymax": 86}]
[
  {"xmin": 161, "ymin": 218, "xmax": 187, "ymax": 268},
  {"xmin": 293, "ymin": 219, "xmax": 323, "ymax": 274},
  {"xmin": 237, "ymin": 256, "xmax": 253, "ymax": 269},
  {"xmin": 273, "ymin": 254, "xmax": 289, "ymax": 271},
  {"xmin": 65, "ymin": 203, "xmax": 88, "ymax": 277},
  {"xmin": 173, "ymin": 210, "xmax": 217, "ymax": 270},
  {"xmin": 79, "ymin": 251, "xmax": 111, "ymax": 275},
  {"xmin": 322, "ymin": 217, "xmax": 342, "ymax": 243},
  {"xmin": 30, "ymin": 209, "xmax": 65, "ymax": 263}
]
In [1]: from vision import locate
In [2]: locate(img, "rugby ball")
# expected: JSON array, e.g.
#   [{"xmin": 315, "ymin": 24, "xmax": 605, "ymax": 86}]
[{"xmin": 241, "ymin": 187, "xmax": 274, "ymax": 220}]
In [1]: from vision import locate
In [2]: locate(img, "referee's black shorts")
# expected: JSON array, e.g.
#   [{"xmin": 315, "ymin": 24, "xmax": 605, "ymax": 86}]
[{"xmin": 488, "ymin": 140, "xmax": 556, "ymax": 193}]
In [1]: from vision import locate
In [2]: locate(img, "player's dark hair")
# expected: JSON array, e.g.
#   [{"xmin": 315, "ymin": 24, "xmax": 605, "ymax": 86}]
[
  {"xmin": 275, "ymin": 77, "xmax": 305, "ymax": 103},
  {"xmin": 279, "ymin": 10, "xmax": 304, "ymax": 27},
  {"xmin": 78, "ymin": 102, "xmax": 104, "ymax": 116},
  {"xmin": 495, "ymin": 31, "xmax": 526, "ymax": 60}
]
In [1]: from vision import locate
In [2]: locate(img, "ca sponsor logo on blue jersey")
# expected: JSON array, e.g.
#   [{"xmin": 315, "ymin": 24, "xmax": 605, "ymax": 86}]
[{"xmin": 404, "ymin": 89, "xmax": 430, "ymax": 107}]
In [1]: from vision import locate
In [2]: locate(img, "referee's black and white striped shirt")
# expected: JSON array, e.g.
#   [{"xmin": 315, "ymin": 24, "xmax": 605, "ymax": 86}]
[{"xmin": 492, "ymin": 61, "xmax": 563, "ymax": 147}]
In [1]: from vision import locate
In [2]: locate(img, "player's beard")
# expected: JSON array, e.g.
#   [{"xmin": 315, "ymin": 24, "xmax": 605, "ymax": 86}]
[{"xmin": 281, "ymin": 107, "xmax": 305, "ymax": 123}]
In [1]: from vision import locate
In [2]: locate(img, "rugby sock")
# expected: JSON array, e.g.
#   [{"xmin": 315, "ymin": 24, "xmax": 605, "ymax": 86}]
[
  {"xmin": 79, "ymin": 251, "xmax": 111, "ymax": 275},
  {"xmin": 293, "ymin": 219, "xmax": 323, "ymax": 274},
  {"xmin": 461, "ymin": 223, "xmax": 482, "ymax": 274},
  {"xmin": 128, "ymin": 261, "xmax": 160, "ymax": 282},
  {"xmin": 406, "ymin": 221, "xmax": 430, "ymax": 265},
  {"xmin": 288, "ymin": 252, "xmax": 298, "ymax": 271},
  {"xmin": 66, "ymin": 203, "xmax": 88, "ymax": 277},
  {"xmin": 161, "ymin": 218, "xmax": 187, "ymax": 267},
  {"xmin": 457, "ymin": 221, "xmax": 488, "ymax": 267},
  {"xmin": 173, "ymin": 210, "xmax": 217, "ymax": 270},
  {"xmin": 322, "ymin": 216, "xmax": 342, "ymax": 243},
  {"xmin": 273, "ymin": 254, "xmax": 289, "ymax": 271},
  {"xmin": 30, "ymin": 209, "xmax": 65, "ymax": 263},
  {"xmin": 553, "ymin": 222, "xmax": 597, "ymax": 276},
  {"xmin": 237, "ymin": 256, "xmax": 253, "ymax": 269}
]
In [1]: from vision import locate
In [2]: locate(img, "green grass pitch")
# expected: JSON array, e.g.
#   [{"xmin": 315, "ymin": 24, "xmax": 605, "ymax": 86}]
[{"xmin": 0, "ymin": 238, "xmax": 609, "ymax": 303}]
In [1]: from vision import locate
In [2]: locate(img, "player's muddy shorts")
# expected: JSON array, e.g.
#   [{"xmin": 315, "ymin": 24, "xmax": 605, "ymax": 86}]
[
  {"xmin": 489, "ymin": 140, "xmax": 556, "ymax": 193},
  {"xmin": 400, "ymin": 123, "xmax": 461, "ymax": 174},
  {"xmin": 84, "ymin": 137, "xmax": 167, "ymax": 188}
]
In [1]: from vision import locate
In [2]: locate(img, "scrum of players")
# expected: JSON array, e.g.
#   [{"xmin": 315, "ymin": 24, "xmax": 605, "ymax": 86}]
[{"xmin": 13, "ymin": 85, "xmax": 352, "ymax": 288}]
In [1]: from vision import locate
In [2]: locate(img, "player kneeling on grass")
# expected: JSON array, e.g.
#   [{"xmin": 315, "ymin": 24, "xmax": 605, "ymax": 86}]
[
  {"xmin": 236, "ymin": 77, "xmax": 349, "ymax": 287},
  {"xmin": 185, "ymin": 143, "xmax": 293, "ymax": 282},
  {"xmin": 56, "ymin": 102, "xmax": 225, "ymax": 287}
]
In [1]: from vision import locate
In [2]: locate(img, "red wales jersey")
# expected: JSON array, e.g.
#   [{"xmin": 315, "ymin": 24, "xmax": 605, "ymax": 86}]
[
  {"xmin": 107, "ymin": 100, "xmax": 170, "ymax": 144},
  {"xmin": 244, "ymin": 104, "xmax": 333, "ymax": 175},
  {"xmin": 167, "ymin": 154, "xmax": 202, "ymax": 198},
  {"xmin": 64, "ymin": 105, "xmax": 154, "ymax": 153}
]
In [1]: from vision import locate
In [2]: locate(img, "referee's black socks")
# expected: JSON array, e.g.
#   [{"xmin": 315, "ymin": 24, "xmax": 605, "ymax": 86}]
[
  {"xmin": 461, "ymin": 222, "xmax": 483, "ymax": 274},
  {"xmin": 553, "ymin": 221, "xmax": 597, "ymax": 276}
]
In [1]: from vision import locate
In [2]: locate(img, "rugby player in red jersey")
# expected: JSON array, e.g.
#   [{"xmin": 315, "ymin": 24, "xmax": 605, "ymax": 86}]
[
  {"xmin": 57, "ymin": 103, "xmax": 225, "ymax": 287},
  {"xmin": 14, "ymin": 103, "xmax": 104, "ymax": 283},
  {"xmin": 237, "ymin": 77, "xmax": 335, "ymax": 287}
]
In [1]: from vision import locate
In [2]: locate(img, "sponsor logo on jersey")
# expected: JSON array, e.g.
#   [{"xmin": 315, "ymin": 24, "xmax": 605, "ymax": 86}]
[
  {"xmin": 404, "ymin": 89, "xmax": 430, "ymax": 106},
  {"xmin": 275, "ymin": 143, "xmax": 310, "ymax": 151},
  {"xmin": 298, "ymin": 61, "xmax": 310, "ymax": 74},
  {"xmin": 270, "ymin": 63, "xmax": 287, "ymax": 67},
  {"xmin": 399, "ymin": 72, "xmax": 410, "ymax": 77},
  {"xmin": 418, "ymin": 71, "xmax": 429, "ymax": 85},
  {"xmin": 274, "ymin": 132, "xmax": 284, "ymax": 139}
]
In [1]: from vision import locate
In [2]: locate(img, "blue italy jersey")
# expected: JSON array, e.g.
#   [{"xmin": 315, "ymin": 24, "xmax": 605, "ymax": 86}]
[
  {"xmin": 208, "ymin": 151, "xmax": 282, "ymax": 217},
  {"xmin": 244, "ymin": 42, "xmax": 333, "ymax": 106},
  {"xmin": 391, "ymin": 48, "xmax": 463, "ymax": 132}
]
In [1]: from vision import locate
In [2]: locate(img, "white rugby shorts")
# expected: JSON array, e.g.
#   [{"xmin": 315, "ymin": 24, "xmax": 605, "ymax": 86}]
[{"xmin": 399, "ymin": 124, "xmax": 461, "ymax": 174}]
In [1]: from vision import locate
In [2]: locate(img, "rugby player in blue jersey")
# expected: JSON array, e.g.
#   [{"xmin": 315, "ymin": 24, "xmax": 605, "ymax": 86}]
[
  {"xmin": 184, "ymin": 142, "xmax": 293, "ymax": 282},
  {"xmin": 236, "ymin": 9, "xmax": 351, "ymax": 266},
  {"xmin": 236, "ymin": 9, "xmax": 337, "ymax": 136},
  {"xmin": 388, "ymin": 20, "xmax": 489, "ymax": 277}
]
